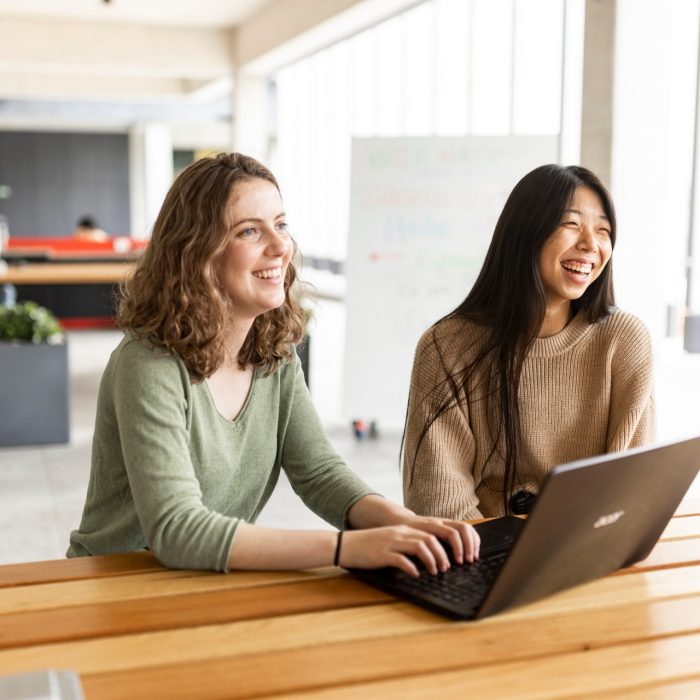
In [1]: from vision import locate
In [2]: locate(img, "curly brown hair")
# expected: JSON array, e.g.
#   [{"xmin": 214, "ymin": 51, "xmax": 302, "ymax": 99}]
[{"xmin": 117, "ymin": 152, "xmax": 307, "ymax": 381}]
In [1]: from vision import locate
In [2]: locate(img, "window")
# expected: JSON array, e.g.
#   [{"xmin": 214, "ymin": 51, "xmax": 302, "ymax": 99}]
[{"xmin": 273, "ymin": 0, "xmax": 579, "ymax": 264}]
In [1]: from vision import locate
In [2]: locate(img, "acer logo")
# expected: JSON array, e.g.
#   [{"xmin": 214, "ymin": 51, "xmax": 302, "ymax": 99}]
[{"xmin": 593, "ymin": 510, "xmax": 625, "ymax": 528}]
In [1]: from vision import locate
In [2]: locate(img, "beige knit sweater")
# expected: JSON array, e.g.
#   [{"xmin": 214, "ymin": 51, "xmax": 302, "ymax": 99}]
[{"xmin": 403, "ymin": 309, "xmax": 656, "ymax": 520}]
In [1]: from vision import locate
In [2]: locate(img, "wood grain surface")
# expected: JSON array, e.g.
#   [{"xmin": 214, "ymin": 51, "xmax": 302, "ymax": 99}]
[{"xmin": 1, "ymin": 509, "xmax": 698, "ymax": 699}]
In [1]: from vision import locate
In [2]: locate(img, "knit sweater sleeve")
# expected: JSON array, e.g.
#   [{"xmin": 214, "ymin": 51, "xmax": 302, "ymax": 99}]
[
  {"xmin": 403, "ymin": 327, "xmax": 483, "ymax": 520},
  {"xmin": 279, "ymin": 358, "xmax": 378, "ymax": 529},
  {"xmin": 606, "ymin": 313, "xmax": 656, "ymax": 452},
  {"xmin": 110, "ymin": 340, "xmax": 239, "ymax": 571}
]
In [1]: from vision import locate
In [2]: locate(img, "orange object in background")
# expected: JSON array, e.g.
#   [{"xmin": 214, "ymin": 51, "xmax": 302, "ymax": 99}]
[
  {"xmin": 5, "ymin": 236, "xmax": 147, "ymax": 260},
  {"xmin": 2, "ymin": 239, "xmax": 146, "ymax": 329}
]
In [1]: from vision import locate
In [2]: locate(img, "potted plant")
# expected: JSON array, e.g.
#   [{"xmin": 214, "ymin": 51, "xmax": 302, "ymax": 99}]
[{"xmin": 0, "ymin": 301, "xmax": 69, "ymax": 446}]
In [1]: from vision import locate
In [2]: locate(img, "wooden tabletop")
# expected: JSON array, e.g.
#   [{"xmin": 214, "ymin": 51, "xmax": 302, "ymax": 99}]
[
  {"xmin": 0, "ymin": 262, "xmax": 134, "ymax": 285},
  {"xmin": 1, "ymin": 504, "xmax": 700, "ymax": 699}
]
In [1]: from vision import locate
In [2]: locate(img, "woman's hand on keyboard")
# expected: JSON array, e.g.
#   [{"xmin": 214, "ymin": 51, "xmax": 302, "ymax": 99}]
[
  {"xmin": 397, "ymin": 515, "xmax": 480, "ymax": 567},
  {"xmin": 344, "ymin": 497, "xmax": 481, "ymax": 575},
  {"xmin": 339, "ymin": 525, "xmax": 454, "ymax": 577}
]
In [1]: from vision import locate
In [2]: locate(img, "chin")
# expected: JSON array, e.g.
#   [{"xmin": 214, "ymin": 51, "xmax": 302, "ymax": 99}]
[{"xmin": 263, "ymin": 298, "xmax": 286, "ymax": 314}]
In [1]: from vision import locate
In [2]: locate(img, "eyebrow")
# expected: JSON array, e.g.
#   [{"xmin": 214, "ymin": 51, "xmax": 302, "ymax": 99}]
[
  {"xmin": 232, "ymin": 213, "xmax": 286, "ymax": 227},
  {"xmin": 563, "ymin": 208, "xmax": 609, "ymax": 221}
]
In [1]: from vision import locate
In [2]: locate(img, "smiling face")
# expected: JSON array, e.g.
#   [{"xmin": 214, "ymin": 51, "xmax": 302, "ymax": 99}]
[
  {"xmin": 538, "ymin": 186, "xmax": 613, "ymax": 315},
  {"xmin": 218, "ymin": 177, "xmax": 293, "ymax": 324}
]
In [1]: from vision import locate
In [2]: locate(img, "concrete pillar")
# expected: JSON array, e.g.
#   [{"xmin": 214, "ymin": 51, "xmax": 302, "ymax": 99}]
[
  {"xmin": 232, "ymin": 73, "xmax": 269, "ymax": 162},
  {"xmin": 685, "ymin": 18, "xmax": 700, "ymax": 352},
  {"xmin": 580, "ymin": 0, "xmax": 616, "ymax": 187},
  {"xmin": 128, "ymin": 123, "xmax": 174, "ymax": 239},
  {"xmin": 609, "ymin": 0, "xmax": 697, "ymax": 342}
]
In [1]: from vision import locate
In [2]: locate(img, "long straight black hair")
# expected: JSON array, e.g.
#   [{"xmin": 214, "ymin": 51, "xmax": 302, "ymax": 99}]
[{"xmin": 404, "ymin": 164, "xmax": 617, "ymax": 514}]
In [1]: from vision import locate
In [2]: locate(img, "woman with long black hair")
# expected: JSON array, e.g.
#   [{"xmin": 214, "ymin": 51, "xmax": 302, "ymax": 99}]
[{"xmin": 403, "ymin": 164, "xmax": 655, "ymax": 519}]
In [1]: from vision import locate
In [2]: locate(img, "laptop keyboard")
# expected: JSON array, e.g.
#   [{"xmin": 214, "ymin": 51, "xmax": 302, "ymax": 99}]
[{"xmin": 392, "ymin": 551, "xmax": 509, "ymax": 605}]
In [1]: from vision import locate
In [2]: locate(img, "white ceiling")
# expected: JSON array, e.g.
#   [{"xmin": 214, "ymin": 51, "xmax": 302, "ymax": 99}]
[
  {"xmin": 0, "ymin": 0, "xmax": 273, "ymax": 28},
  {"xmin": 0, "ymin": 0, "xmax": 420, "ymax": 133},
  {"xmin": 0, "ymin": 0, "xmax": 278, "ymax": 116}
]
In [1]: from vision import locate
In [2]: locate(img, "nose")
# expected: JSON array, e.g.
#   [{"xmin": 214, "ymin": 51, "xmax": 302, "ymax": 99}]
[
  {"xmin": 264, "ymin": 230, "xmax": 290, "ymax": 257},
  {"xmin": 576, "ymin": 225, "xmax": 598, "ymax": 252}
]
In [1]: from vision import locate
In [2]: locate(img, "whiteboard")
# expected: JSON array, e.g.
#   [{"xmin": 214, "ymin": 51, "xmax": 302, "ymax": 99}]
[{"xmin": 343, "ymin": 135, "xmax": 558, "ymax": 428}]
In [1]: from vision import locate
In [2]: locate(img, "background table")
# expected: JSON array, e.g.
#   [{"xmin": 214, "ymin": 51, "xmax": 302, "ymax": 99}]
[
  {"xmin": 0, "ymin": 263, "xmax": 133, "ymax": 286},
  {"xmin": 0, "ymin": 262, "xmax": 135, "ymax": 328},
  {"xmin": 1, "ymin": 502, "xmax": 700, "ymax": 699}
]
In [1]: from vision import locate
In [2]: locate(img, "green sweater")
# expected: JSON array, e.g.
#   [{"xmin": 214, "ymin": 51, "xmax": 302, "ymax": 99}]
[{"xmin": 67, "ymin": 336, "xmax": 376, "ymax": 571}]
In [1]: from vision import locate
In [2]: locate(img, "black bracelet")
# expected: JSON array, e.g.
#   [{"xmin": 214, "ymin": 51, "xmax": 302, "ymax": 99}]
[{"xmin": 333, "ymin": 530, "xmax": 344, "ymax": 567}]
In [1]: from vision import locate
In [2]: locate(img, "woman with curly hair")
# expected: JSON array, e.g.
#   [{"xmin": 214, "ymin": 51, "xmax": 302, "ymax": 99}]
[
  {"xmin": 68, "ymin": 153, "xmax": 479, "ymax": 576},
  {"xmin": 403, "ymin": 164, "xmax": 655, "ymax": 520}
]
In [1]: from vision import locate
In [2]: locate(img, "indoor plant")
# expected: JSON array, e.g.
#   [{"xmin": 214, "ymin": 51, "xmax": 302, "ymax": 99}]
[{"xmin": 0, "ymin": 301, "xmax": 69, "ymax": 446}]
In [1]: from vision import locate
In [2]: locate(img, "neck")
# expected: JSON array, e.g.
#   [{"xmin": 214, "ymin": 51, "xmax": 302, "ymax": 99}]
[
  {"xmin": 221, "ymin": 316, "xmax": 255, "ymax": 369},
  {"xmin": 538, "ymin": 301, "xmax": 572, "ymax": 338}
]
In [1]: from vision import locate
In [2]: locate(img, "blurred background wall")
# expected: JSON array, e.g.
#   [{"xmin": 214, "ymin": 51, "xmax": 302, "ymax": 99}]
[{"xmin": 0, "ymin": 0, "xmax": 699, "ymax": 422}]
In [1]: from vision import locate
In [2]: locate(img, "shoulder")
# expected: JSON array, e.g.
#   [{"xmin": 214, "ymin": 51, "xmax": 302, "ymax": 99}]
[
  {"xmin": 255, "ymin": 353, "xmax": 302, "ymax": 394},
  {"xmin": 412, "ymin": 316, "xmax": 486, "ymax": 387},
  {"xmin": 414, "ymin": 316, "xmax": 487, "ymax": 376},
  {"xmin": 111, "ymin": 334, "xmax": 178, "ymax": 369},
  {"xmin": 594, "ymin": 309, "xmax": 652, "ymax": 349},
  {"xmin": 252, "ymin": 354, "xmax": 307, "ymax": 418},
  {"xmin": 593, "ymin": 310, "xmax": 654, "ymax": 384},
  {"xmin": 273, "ymin": 353, "xmax": 301, "ymax": 382},
  {"xmin": 416, "ymin": 316, "xmax": 485, "ymax": 361},
  {"xmin": 106, "ymin": 334, "xmax": 190, "ymax": 391}
]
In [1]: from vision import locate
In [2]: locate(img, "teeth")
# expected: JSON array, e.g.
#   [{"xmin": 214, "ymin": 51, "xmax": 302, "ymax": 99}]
[
  {"xmin": 562, "ymin": 261, "xmax": 592, "ymax": 274},
  {"xmin": 253, "ymin": 268, "xmax": 282, "ymax": 279}
]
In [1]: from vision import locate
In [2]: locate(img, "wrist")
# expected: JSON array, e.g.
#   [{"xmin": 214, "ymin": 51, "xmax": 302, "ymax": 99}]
[
  {"xmin": 348, "ymin": 495, "xmax": 412, "ymax": 529},
  {"xmin": 374, "ymin": 501, "xmax": 415, "ymax": 526}
]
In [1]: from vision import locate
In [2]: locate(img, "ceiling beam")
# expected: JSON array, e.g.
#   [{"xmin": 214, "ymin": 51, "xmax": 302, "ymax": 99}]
[
  {"xmin": 0, "ymin": 73, "xmax": 199, "ymax": 102},
  {"xmin": 235, "ymin": 0, "xmax": 423, "ymax": 74},
  {"xmin": 0, "ymin": 16, "xmax": 234, "ymax": 96}
]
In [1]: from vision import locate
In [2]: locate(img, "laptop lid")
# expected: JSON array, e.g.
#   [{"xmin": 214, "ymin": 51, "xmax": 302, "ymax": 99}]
[
  {"xmin": 476, "ymin": 435, "xmax": 700, "ymax": 618},
  {"xmin": 347, "ymin": 436, "xmax": 700, "ymax": 620}
]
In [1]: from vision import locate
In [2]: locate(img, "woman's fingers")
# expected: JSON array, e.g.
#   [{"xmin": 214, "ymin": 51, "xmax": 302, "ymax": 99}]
[
  {"xmin": 468, "ymin": 525, "xmax": 481, "ymax": 561},
  {"xmin": 421, "ymin": 534, "xmax": 450, "ymax": 573},
  {"xmin": 446, "ymin": 521, "xmax": 480, "ymax": 563},
  {"xmin": 400, "ymin": 534, "xmax": 437, "ymax": 575},
  {"xmin": 436, "ymin": 525, "xmax": 464, "ymax": 564},
  {"xmin": 344, "ymin": 522, "xmax": 481, "ymax": 575},
  {"xmin": 391, "ymin": 553, "xmax": 420, "ymax": 578},
  {"xmin": 404, "ymin": 517, "xmax": 481, "ymax": 566}
]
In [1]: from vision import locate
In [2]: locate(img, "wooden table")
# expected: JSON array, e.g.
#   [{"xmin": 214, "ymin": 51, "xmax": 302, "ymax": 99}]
[
  {"xmin": 0, "ymin": 262, "xmax": 133, "ymax": 285},
  {"xmin": 1, "ymin": 502, "xmax": 700, "ymax": 699},
  {"xmin": 0, "ymin": 262, "xmax": 135, "ymax": 328}
]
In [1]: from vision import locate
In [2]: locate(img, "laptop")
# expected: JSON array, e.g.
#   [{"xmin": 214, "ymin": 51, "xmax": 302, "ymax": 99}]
[{"xmin": 348, "ymin": 436, "xmax": 700, "ymax": 620}]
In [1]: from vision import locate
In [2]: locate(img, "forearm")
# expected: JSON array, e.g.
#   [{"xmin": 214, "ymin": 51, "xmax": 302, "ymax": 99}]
[
  {"xmin": 227, "ymin": 522, "xmax": 338, "ymax": 570},
  {"xmin": 347, "ymin": 494, "xmax": 415, "ymax": 529},
  {"xmin": 227, "ymin": 503, "xmax": 481, "ymax": 575}
]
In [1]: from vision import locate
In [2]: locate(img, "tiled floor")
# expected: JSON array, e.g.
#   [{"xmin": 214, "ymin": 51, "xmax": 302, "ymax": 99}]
[{"xmin": 1, "ymin": 305, "xmax": 699, "ymax": 566}]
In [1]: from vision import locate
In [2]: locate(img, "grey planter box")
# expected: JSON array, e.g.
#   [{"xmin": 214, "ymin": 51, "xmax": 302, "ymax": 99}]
[{"xmin": 0, "ymin": 341, "xmax": 70, "ymax": 446}]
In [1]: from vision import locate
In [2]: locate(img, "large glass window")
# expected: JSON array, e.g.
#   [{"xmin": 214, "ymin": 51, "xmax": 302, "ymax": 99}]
[{"xmin": 273, "ymin": 0, "xmax": 579, "ymax": 265}]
